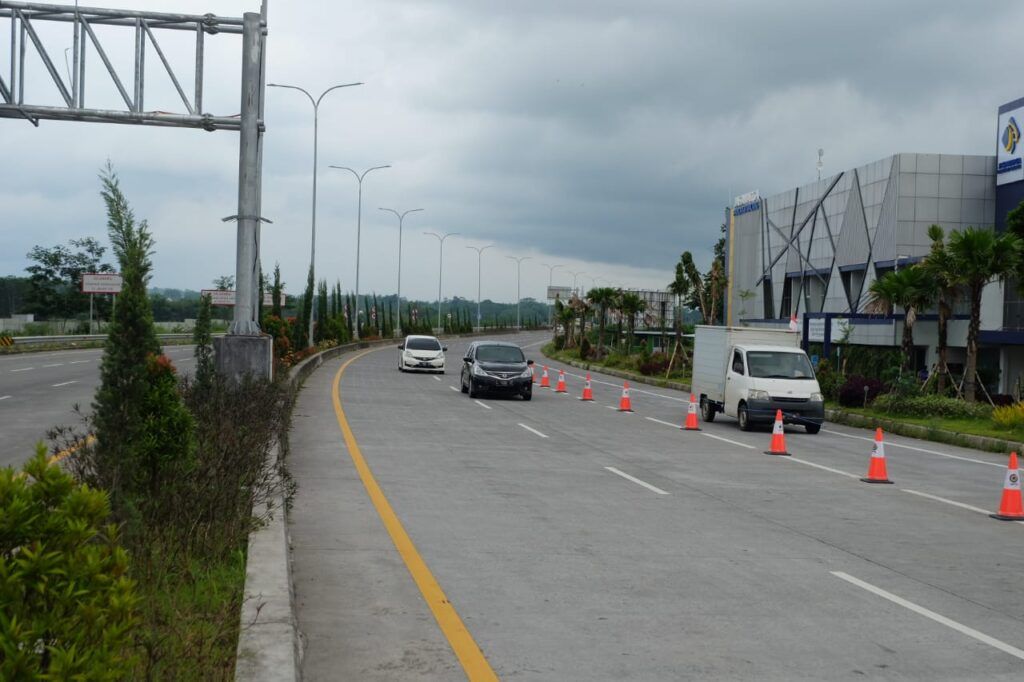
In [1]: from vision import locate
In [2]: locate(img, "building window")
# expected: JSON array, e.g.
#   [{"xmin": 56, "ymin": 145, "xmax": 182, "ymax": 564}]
[
  {"xmin": 840, "ymin": 267, "xmax": 866, "ymax": 312},
  {"xmin": 762, "ymin": 279, "xmax": 775, "ymax": 319},
  {"xmin": 803, "ymin": 274, "xmax": 829, "ymax": 313}
]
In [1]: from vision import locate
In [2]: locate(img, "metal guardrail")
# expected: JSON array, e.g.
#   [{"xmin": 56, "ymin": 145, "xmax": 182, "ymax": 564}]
[{"xmin": 10, "ymin": 333, "xmax": 222, "ymax": 347}]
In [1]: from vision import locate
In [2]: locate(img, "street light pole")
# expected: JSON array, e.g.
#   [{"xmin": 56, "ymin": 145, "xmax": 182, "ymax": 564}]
[
  {"xmin": 466, "ymin": 244, "xmax": 494, "ymax": 329},
  {"xmin": 379, "ymin": 207, "xmax": 424, "ymax": 335},
  {"xmin": 568, "ymin": 270, "xmax": 587, "ymax": 296},
  {"xmin": 267, "ymin": 81, "xmax": 363, "ymax": 346},
  {"xmin": 541, "ymin": 263, "xmax": 564, "ymax": 328},
  {"xmin": 330, "ymin": 165, "xmax": 391, "ymax": 339},
  {"xmin": 424, "ymin": 231, "xmax": 460, "ymax": 331},
  {"xmin": 507, "ymin": 256, "xmax": 531, "ymax": 329}
]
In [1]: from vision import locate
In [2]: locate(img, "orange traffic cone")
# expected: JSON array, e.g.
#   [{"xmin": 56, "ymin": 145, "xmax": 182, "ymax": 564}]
[
  {"xmin": 531, "ymin": 365, "xmax": 536, "ymax": 384},
  {"xmin": 540, "ymin": 366, "xmax": 550, "ymax": 388},
  {"xmin": 554, "ymin": 369, "xmax": 567, "ymax": 393},
  {"xmin": 990, "ymin": 452, "xmax": 1024, "ymax": 521},
  {"xmin": 580, "ymin": 373, "xmax": 594, "ymax": 401},
  {"xmin": 860, "ymin": 428, "xmax": 893, "ymax": 484},
  {"xmin": 618, "ymin": 382, "xmax": 634, "ymax": 412},
  {"xmin": 683, "ymin": 393, "xmax": 700, "ymax": 431},
  {"xmin": 764, "ymin": 409, "xmax": 790, "ymax": 455}
]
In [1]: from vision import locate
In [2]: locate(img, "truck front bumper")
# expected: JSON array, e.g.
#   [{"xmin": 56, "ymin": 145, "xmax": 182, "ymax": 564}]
[{"xmin": 746, "ymin": 399, "xmax": 825, "ymax": 426}]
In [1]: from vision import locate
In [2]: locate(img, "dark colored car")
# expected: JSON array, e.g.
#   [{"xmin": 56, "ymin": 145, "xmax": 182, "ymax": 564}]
[{"xmin": 460, "ymin": 341, "xmax": 534, "ymax": 400}]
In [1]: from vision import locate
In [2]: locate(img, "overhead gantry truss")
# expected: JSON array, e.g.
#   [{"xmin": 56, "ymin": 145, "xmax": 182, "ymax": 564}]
[{"xmin": 0, "ymin": 1, "xmax": 248, "ymax": 130}]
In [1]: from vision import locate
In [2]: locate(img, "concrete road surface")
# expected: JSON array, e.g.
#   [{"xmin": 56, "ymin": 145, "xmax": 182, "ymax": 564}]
[
  {"xmin": 289, "ymin": 332, "xmax": 1024, "ymax": 680},
  {"xmin": 0, "ymin": 344, "xmax": 197, "ymax": 467}
]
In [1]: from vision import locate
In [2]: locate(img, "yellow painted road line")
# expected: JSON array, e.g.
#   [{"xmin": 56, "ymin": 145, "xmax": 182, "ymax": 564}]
[{"xmin": 332, "ymin": 350, "xmax": 499, "ymax": 681}]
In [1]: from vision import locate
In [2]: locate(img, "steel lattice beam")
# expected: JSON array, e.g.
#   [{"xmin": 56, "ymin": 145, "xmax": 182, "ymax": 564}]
[{"xmin": 0, "ymin": 1, "xmax": 256, "ymax": 130}]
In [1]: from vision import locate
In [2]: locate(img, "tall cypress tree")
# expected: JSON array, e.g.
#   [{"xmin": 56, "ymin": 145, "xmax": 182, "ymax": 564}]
[
  {"xmin": 193, "ymin": 292, "xmax": 214, "ymax": 394},
  {"xmin": 90, "ymin": 164, "xmax": 195, "ymax": 520},
  {"xmin": 270, "ymin": 263, "xmax": 283, "ymax": 319}
]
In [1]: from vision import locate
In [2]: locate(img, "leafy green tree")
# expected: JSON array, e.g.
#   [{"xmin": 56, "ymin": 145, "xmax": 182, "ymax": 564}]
[
  {"xmin": 0, "ymin": 446, "xmax": 138, "ymax": 678},
  {"xmin": 89, "ymin": 164, "xmax": 196, "ymax": 521},
  {"xmin": 866, "ymin": 266, "xmax": 936, "ymax": 372},
  {"xmin": 947, "ymin": 227, "xmax": 1023, "ymax": 401},
  {"xmin": 619, "ymin": 291, "xmax": 646, "ymax": 351},
  {"xmin": 586, "ymin": 287, "xmax": 618, "ymax": 353},
  {"xmin": 212, "ymin": 275, "xmax": 234, "ymax": 290},
  {"xmin": 25, "ymin": 237, "xmax": 113, "ymax": 324},
  {"xmin": 193, "ymin": 293, "xmax": 214, "ymax": 393},
  {"xmin": 921, "ymin": 225, "xmax": 959, "ymax": 393}
]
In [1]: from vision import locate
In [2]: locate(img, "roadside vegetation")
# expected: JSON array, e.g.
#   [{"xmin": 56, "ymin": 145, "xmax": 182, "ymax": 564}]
[{"xmin": 2, "ymin": 165, "xmax": 293, "ymax": 679}]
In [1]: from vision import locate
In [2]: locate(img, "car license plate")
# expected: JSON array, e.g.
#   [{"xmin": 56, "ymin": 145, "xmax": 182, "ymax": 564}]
[
  {"xmin": 418, "ymin": 362, "xmax": 431, "ymax": 367},
  {"xmin": 498, "ymin": 379, "xmax": 509, "ymax": 386}
]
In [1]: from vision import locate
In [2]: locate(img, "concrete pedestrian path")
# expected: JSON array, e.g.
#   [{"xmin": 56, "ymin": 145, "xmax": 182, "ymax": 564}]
[{"xmin": 288, "ymin": 350, "xmax": 459, "ymax": 680}]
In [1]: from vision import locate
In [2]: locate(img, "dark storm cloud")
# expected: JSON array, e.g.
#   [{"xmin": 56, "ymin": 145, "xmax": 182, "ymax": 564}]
[{"xmin": 2, "ymin": 1, "xmax": 1020, "ymax": 299}]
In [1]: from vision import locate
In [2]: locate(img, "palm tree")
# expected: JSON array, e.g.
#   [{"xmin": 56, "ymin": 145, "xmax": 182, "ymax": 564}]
[
  {"xmin": 586, "ymin": 287, "xmax": 618, "ymax": 355},
  {"xmin": 921, "ymin": 225, "xmax": 958, "ymax": 393},
  {"xmin": 866, "ymin": 266, "xmax": 936, "ymax": 372},
  {"xmin": 947, "ymin": 227, "xmax": 1023, "ymax": 402},
  {"xmin": 555, "ymin": 300, "xmax": 576, "ymax": 349},
  {"xmin": 618, "ymin": 292, "xmax": 646, "ymax": 352}
]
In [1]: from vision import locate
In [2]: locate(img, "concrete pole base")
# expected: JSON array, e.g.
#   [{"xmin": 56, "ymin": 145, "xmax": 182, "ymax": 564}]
[{"xmin": 215, "ymin": 334, "xmax": 274, "ymax": 382}]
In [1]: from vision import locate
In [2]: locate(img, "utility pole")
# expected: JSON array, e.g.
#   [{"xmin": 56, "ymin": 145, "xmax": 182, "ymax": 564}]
[
  {"xmin": 380, "ymin": 207, "xmax": 424, "ymax": 335},
  {"xmin": 424, "ymin": 231, "xmax": 459, "ymax": 331},
  {"xmin": 267, "ymin": 81, "xmax": 363, "ymax": 347},
  {"xmin": 330, "ymin": 165, "xmax": 391, "ymax": 339},
  {"xmin": 466, "ymin": 244, "xmax": 494, "ymax": 329},
  {"xmin": 507, "ymin": 256, "xmax": 531, "ymax": 329}
]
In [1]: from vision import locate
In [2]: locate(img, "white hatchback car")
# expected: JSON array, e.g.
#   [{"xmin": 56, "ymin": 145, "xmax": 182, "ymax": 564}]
[{"xmin": 397, "ymin": 335, "xmax": 447, "ymax": 373}]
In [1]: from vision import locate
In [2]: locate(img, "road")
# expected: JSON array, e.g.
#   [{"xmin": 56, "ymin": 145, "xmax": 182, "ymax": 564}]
[
  {"xmin": 0, "ymin": 344, "xmax": 197, "ymax": 467},
  {"xmin": 290, "ymin": 331, "xmax": 1024, "ymax": 680}
]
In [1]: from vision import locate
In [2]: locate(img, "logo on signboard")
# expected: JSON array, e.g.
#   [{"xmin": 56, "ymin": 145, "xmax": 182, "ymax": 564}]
[{"xmin": 1004, "ymin": 117, "xmax": 1021, "ymax": 154}]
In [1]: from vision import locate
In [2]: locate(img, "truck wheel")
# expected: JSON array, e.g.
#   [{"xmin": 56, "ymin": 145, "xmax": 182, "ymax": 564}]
[
  {"xmin": 738, "ymin": 403, "xmax": 752, "ymax": 431},
  {"xmin": 805, "ymin": 423, "xmax": 821, "ymax": 435},
  {"xmin": 700, "ymin": 398, "xmax": 716, "ymax": 422}
]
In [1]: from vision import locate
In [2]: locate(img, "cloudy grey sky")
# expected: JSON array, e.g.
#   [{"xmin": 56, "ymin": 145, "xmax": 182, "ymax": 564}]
[{"xmin": 2, "ymin": 0, "xmax": 1021, "ymax": 302}]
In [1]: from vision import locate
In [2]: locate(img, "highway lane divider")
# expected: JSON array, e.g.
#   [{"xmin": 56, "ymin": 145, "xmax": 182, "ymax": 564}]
[{"xmin": 332, "ymin": 349, "xmax": 499, "ymax": 680}]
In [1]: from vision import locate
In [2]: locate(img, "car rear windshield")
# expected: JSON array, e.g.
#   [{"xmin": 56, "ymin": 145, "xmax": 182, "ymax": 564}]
[
  {"xmin": 476, "ymin": 345, "xmax": 525, "ymax": 363},
  {"xmin": 406, "ymin": 338, "xmax": 441, "ymax": 351},
  {"xmin": 746, "ymin": 351, "xmax": 815, "ymax": 379}
]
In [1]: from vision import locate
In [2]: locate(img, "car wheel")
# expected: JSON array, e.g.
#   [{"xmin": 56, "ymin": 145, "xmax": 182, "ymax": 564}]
[
  {"xmin": 805, "ymin": 423, "xmax": 821, "ymax": 435},
  {"xmin": 521, "ymin": 388, "xmax": 532, "ymax": 401},
  {"xmin": 738, "ymin": 403, "xmax": 752, "ymax": 431},
  {"xmin": 460, "ymin": 372, "xmax": 469, "ymax": 393},
  {"xmin": 468, "ymin": 379, "xmax": 479, "ymax": 399},
  {"xmin": 700, "ymin": 398, "xmax": 716, "ymax": 422}
]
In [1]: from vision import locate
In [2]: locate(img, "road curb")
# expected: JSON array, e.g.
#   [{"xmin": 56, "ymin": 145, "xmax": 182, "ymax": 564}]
[
  {"xmin": 825, "ymin": 407, "xmax": 1022, "ymax": 455},
  {"xmin": 539, "ymin": 347, "xmax": 691, "ymax": 393},
  {"xmin": 234, "ymin": 329, "xmax": 521, "ymax": 681}
]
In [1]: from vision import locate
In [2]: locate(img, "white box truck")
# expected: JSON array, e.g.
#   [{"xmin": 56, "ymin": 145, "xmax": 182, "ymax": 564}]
[{"xmin": 692, "ymin": 326, "xmax": 824, "ymax": 434}]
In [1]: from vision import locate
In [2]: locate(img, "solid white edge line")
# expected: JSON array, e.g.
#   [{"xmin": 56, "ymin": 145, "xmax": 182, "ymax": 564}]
[
  {"xmin": 449, "ymin": 386, "xmax": 460, "ymax": 392},
  {"xmin": 474, "ymin": 400, "xmax": 492, "ymax": 410},
  {"xmin": 646, "ymin": 416, "xmax": 681, "ymax": 429},
  {"xmin": 831, "ymin": 571, "xmax": 1024, "ymax": 662},
  {"xmin": 700, "ymin": 431, "xmax": 756, "ymax": 450},
  {"xmin": 785, "ymin": 456, "xmax": 861, "ymax": 479},
  {"xmin": 604, "ymin": 466, "xmax": 670, "ymax": 495},
  {"xmin": 52, "ymin": 380, "xmax": 78, "ymax": 387},
  {"xmin": 822, "ymin": 428, "xmax": 1002, "ymax": 468},
  {"xmin": 518, "ymin": 423, "xmax": 549, "ymax": 439}
]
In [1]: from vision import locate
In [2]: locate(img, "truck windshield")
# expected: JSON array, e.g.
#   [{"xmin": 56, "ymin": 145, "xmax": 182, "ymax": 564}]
[{"xmin": 745, "ymin": 351, "xmax": 815, "ymax": 379}]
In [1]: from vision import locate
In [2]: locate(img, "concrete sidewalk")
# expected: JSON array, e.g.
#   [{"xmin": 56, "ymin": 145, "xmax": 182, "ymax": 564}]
[{"xmin": 288, "ymin": 350, "xmax": 459, "ymax": 680}]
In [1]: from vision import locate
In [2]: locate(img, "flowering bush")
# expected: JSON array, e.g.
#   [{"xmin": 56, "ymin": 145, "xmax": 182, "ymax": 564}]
[{"xmin": 838, "ymin": 375, "xmax": 888, "ymax": 407}]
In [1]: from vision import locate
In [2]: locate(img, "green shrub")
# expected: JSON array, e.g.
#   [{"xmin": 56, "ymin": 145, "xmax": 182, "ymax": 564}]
[
  {"xmin": 872, "ymin": 394, "xmax": 993, "ymax": 420},
  {"xmin": 992, "ymin": 402, "xmax": 1024, "ymax": 429},
  {"xmin": 0, "ymin": 446, "xmax": 138, "ymax": 678}
]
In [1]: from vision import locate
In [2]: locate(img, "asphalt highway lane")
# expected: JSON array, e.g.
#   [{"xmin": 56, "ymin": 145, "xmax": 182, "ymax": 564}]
[
  {"xmin": 0, "ymin": 344, "xmax": 197, "ymax": 467},
  {"xmin": 290, "ymin": 332, "xmax": 1024, "ymax": 680}
]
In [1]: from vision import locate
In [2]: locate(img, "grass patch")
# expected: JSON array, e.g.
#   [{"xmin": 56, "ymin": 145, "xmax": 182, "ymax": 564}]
[
  {"xmin": 542, "ymin": 342, "xmax": 691, "ymax": 386},
  {"xmin": 832, "ymin": 403, "xmax": 1024, "ymax": 445}
]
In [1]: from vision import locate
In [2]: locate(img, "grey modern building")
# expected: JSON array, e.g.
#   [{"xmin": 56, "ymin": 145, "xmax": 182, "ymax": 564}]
[{"xmin": 724, "ymin": 149, "xmax": 1022, "ymax": 395}]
